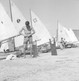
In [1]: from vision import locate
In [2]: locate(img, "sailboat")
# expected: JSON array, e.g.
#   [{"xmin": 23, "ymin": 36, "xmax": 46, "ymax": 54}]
[
  {"xmin": 10, "ymin": 0, "xmax": 52, "ymax": 47},
  {"xmin": 0, "ymin": 3, "xmax": 18, "ymax": 52},
  {"xmin": 10, "ymin": 0, "xmax": 39, "ymax": 48},
  {"xmin": 31, "ymin": 10, "xmax": 52, "ymax": 45},
  {"xmin": 67, "ymin": 28, "xmax": 78, "ymax": 43},
  {"xmin": 57, "ymin": 22, "xmax": 70, "ymax": 43},
  {"xmin": 10, "ymin": 0, "xmax": 26, "ymax": 48},
  {"xmin": 56, "ymin": 22, "xmax": 79, "ymax": 48}
]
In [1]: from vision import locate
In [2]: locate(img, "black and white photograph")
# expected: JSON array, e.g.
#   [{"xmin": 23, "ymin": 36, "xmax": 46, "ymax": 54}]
[{"xmin": 0, "ymin": 0, "xmax": 79, "ymax": 81}]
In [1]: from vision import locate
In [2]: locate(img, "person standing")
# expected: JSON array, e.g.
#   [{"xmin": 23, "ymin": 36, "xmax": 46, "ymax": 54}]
[
  {"xmin": 60, "ymin": 38, "xmax": 65, "ymax": 49},
  {"xmin": 49, "ymin": 38, "xmax": 57, "ymax": 55},
  {"xmin": 19, "ymin": 21, "xmax": 35, "ymax": 58}
]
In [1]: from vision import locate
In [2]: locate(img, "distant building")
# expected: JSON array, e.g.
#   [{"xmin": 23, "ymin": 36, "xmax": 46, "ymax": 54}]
[{"xmin": 73, "ymin": 30, "xmax": 79, "ymax": 41}]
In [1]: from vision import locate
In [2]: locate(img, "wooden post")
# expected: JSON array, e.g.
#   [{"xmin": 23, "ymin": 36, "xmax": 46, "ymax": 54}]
[
  {"xmin": 49, "ymin": 38, "xmax": 57, "ymax": 55},
  {"xmin": 32, "ymin": 40, "xmax": 38, "ymax": 57}
]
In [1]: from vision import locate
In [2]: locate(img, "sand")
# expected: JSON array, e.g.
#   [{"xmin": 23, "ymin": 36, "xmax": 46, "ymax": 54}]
[{"xmin": 0, "ymin": 47, "xmax": 79, "ymax": 81}]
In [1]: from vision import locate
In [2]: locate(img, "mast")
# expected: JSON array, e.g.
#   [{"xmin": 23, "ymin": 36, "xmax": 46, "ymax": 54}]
[
  {"xmin": 29, "ymin": 9, "xmax": 33, "ymax": 29},
  {"xmin": 9, "ymin": 0, "xmax": 13, "ymax": 22},
  {"xmin": 29, "ymin": 9, "xmax": 33, "ymax": 56},
  {"xmin": 56, "ymin": 20, "xmax": 58, "ymax": 42},
  {"xmin": 29, "ymin": 9, "xmax": 34, "ymax": 43},
  {"xmin": 9, "ymin": 0, "xmax": 15, "ymax": 51}
]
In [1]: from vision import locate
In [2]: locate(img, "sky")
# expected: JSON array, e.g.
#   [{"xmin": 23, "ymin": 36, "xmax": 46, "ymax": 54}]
[{"xmin": 0, "ymin": 0, "xmax": 79, "ymax": 37}]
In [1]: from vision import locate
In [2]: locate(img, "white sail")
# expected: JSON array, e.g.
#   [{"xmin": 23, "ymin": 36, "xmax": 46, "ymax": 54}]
[
  {"xmin": 57, "ymin": 23, "xmax": 70, "ymax": 42},
  {"xmin": 0, "ymin": 3, "xmax": 18, "ymax": 40},
  {"xmin": 0, "ymin": 3, "xmax": 18, "ymax": 51},
  {"xmin": 31, "ymin": 10, "xmax": 52, "ymax": 45},
  {"xmin": 10, "ymin": 0, "xmax": 26, "ymax": 47},
  {"xmin": 10, "ymin": 0, "xmax": 26, "ymax": 32},
  {"xmin": 67, "ymin": 28, "xmax": 78, "ymax": 43},
  {"xmin": 57, "ymin": 23, "xmax": 78, "ymax": 43}
]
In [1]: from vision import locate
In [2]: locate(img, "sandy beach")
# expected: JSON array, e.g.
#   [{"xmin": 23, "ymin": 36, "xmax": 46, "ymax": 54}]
[{"xmin": 0, "ymin": 47, "xmax": 79, "ymax": 81}]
